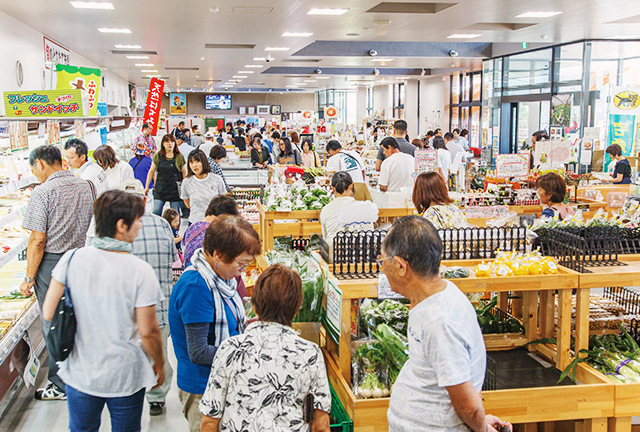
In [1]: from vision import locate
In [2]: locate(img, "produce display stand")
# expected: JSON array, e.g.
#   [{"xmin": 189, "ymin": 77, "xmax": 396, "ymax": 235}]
[
  {"xmin": 257, "ymin": 202, "xmax": 413, "ymax": 250},
  {"xmin": 320, "ymin": 258, "xmax": 624, "ymax": 432}
]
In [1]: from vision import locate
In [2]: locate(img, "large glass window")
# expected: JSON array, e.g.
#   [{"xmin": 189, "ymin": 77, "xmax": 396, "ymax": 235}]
[
  {"xmin": 503, "ymin": 50, "xmax": 552, "ymax": 96},
  {"xmin": 450, "ymin": 72, "xmax": 482, "ymax": 146}
]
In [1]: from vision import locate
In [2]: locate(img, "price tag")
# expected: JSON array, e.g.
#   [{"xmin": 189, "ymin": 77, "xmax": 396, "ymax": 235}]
[
  {"xmin": 378, "ymin": 273, "xmax": 404, "ymax": 299},
  {"xmin": 22, "ymin": 334, "xmax": 40, "ymax": 388},
  {"xmin": 324, "ymin": 279, "xmax": 343, "ymax": 338}
]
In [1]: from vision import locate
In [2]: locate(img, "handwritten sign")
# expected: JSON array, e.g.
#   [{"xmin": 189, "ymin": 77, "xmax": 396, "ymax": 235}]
[
  {"xmin": 9, "ymin": 122, "xmax": 28, "ymax": 151},
  {"xmin": 465, "ymin": 205, "xmax": 510, "ymax": 218},
  {"xmin": 495, "ymin": 153, "xmax": 529, "ymax": 178},
  {"xmin": 415, "ymin": 149, "xmax": 438, "ymax": 173}
]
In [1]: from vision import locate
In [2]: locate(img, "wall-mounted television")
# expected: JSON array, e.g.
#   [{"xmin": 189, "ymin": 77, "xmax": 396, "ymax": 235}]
[{"xmin": 205, "ymin": 94, "xmax": 232, "ymax": 110}]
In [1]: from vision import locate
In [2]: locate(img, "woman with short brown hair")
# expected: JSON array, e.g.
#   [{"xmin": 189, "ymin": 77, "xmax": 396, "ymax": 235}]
[
  {"xmin": 169, "ymin": 215, "xmax": 261, "ymax": 432},
  {"xmin": 93, "ymin": 145, "xmax": 134, "ymax": 190},
  {"xmin": 412, "ymin": 171, "xmax": 467, "ymax": 229},
  {"xmin": 199, "ymin": 264, "xmax": 331, "ymax": 432},
  {"xmin": 536, "ymin": 173, "xmax": 575, "ymax": 220}
]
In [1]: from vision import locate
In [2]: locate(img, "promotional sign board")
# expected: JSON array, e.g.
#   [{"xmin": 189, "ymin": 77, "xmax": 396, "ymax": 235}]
[
  {"xmin": 324, "ymin": 106, "xmax": 338, "ymax": 119},
  {"xmin": 170, "ymin": 93, "xmax": 186, "ymax": 115},
  {"xmin": 3, "ymin": 90, "xmax": 84, "ymax": 117},
  {"xmin": 142, "ymin": 78, "xmax": 165, "ymax": 135},
  {"xmin": 414, "ymin": 149, "xmax": 438, "ymax": 173},
  {"xmin": 44, "ymin": 37, "xmax": 69, "ymax": 69},
  {"xmin": 495, "ymin": 153, "xmax": 529, "ymax": 178},
  {"xmin": 55, "ymin": 64, "xmax": 101, "ymax": 116}
]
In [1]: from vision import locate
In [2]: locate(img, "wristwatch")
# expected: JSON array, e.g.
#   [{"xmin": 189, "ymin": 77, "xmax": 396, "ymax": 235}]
[{"xmin": 24, "ymin": 276, "xmax": 35, "ymax": 283}]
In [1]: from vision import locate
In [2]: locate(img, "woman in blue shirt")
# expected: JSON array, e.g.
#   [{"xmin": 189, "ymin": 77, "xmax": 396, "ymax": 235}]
[
  {"xmin": 606, "ymin": 144, "xmax": 632, "ymax": 185},
  {"xmin": 169, "ymin": 215, "xmax": 261, "ymax": 432}
]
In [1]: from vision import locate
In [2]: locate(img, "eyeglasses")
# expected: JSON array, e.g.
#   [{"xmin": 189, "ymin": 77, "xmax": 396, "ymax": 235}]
[
  {"xmin": 235, "ymin": 258, "xmax": 254, "ymax": 270},
  {"xmin": 376, "ymin": 255, "xmax": 393, "ymax": 267}
]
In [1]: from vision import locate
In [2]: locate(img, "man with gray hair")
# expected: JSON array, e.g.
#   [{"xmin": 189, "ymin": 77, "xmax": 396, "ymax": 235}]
[
  {"xmin": 380, "ymin": 216, "xmax": 511, "ymax": 432},
  {"xmin": 118, "ymin": 178, "xmax": 178, "ymax": 416},
  {"xmin": 20, "ymin": 145, "xmax": 95, "ymax": 400}
]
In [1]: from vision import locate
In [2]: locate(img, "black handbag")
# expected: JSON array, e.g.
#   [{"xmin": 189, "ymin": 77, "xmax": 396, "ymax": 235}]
[{"xmin": 46, "ymin": 249, "xmax": 79, "ymax": 362}]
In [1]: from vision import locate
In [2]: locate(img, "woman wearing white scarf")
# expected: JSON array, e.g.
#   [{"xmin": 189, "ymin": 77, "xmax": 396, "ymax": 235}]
[{"xmin": 169, "ymin": 215, "xmax": 261, "ymax": 432}]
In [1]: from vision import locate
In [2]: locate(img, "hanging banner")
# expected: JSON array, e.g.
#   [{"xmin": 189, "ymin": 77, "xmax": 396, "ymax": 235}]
[
  {"xmin": 55, "ymin": 64, "xmax": 101, "ymax": 116},
  {"xmin": 608, "ymin": 114, "xmax": 636, "ymax": 156},
  {"xmin": 8, "ymin": 122, "xmax": 29, "ymax": 152},
  {"xmin": 170, "ymin": 93, "xmax": 186, "ymax": 115},
  {"xmin": 43, "ymin": 37, "xmax": 69, "ymax": 69},
  {"xmin": 74, "ymin": 119, "xmax": 85, "ymax": 139},
  {"xmin": 611, "ymin": 87, "xmax": 640, "ymax": 115},
  {"xmin": 142, "ymin": 78, "xmax": 164, "ymax": 136},
  {"xmin": 495, "ymin": 153, "xmax": 529, "ymax": 178},
  {"xmin": 414, "ymin": 149, "xmax": 438, "ymax": 173},
  {"xmin": 3, "ymin": 90, "xmax": 85, "ymax": 117}
]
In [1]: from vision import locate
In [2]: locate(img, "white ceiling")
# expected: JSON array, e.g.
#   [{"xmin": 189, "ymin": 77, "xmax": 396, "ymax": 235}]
[{"xmin": 3, "ymin": 0, "xmax": 640, "ymax": 92}]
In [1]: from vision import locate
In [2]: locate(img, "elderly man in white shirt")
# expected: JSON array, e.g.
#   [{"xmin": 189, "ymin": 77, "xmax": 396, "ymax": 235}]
[{"xmin": 64, "ymin": 138, "xmax": 109, "ymax": 196}]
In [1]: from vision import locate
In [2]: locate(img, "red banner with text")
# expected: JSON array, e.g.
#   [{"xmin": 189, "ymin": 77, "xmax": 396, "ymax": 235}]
[{"xmin": 142, "ymin": 78, "xmax": 164, "ymax": 135}]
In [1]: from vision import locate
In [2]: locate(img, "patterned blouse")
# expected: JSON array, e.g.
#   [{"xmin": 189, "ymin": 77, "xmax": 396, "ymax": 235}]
[
  {"xmin": 423, "ymin": 204, "xmax": 468, "ymax": 229},
  {"xmin": 199, "ymin": 321, "xmax": 331, "ymax": 432},
  {"xmin": 209, "ymin": 158, "xmax": 231, "ymax": 192}
]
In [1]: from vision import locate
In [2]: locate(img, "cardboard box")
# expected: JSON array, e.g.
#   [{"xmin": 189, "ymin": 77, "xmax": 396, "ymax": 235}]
[{"xmin": 292, "ymin": 322, "xmax": 321, "ymax": 345}]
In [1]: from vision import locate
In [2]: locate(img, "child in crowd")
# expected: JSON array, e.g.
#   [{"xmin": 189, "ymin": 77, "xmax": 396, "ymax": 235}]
[{"xmin": 163, "ymin": 208, "xmax": 184, "ymax": 262}]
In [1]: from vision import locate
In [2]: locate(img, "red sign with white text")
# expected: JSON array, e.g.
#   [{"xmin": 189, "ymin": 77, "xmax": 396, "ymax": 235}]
[{"xmin": 142, "ymin": 78, "xmax": 165, "ymax": 135}]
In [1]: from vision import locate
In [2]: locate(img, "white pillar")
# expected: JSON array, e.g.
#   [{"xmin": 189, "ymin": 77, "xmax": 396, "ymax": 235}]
[
  {"xmin": 404, "ymin": 80, "xmax": 419, "ymax": 139},
  {"xmin": 356, "ymin": 86, "xmax": 367, "ymax": 129}
]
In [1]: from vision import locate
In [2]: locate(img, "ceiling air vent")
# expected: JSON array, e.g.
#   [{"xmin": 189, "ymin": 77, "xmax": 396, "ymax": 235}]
[
  {"xmin": 112, "ymin": 50, "xmax": 158, "ymax": 55},
  {"xmin": 165, "ymin": 67, "xmax": 200, "ymax": 71},
  {"xmin": 366, "ymin": 2, "xmax": 457, "ymax": 13},
  {"xmin": 205, "ymin": 44, "xmax": 256, "ymax": 49}
]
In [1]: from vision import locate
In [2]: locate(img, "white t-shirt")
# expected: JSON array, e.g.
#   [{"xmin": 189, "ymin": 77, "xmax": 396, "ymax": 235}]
[
  {"xmin": 180, "ymin": 173, "xmax": 227, "ymax": 223},
  {"xmin": 179, "ymin": 143, "xmax": 196, "ymax": 159},
  {"xmin": 198, "ymin": 140, "xmax": 216, "ymax": 159},
  {"xmin": 446, "ymin": 141, "xmax": 465, "ymax": 163},
  {"xmin": 388, "ymin": 281, "xmax": 486, "ymax": 432},
  {"xmin": 105, "ymin": 161, "xmax": 134, "ymax": 190},
  {"xmin": 320, "ymin": 196, "xmax": 374, "ymax": 248},
  {"xmin": 378, "ymin": 152, "xmax": 416, "ymax": 192},
  {"xmin": 77, "ymin": 161, "xmax": 109, "ymax": 196},
  {"xmin": 437, "ymin": 149, "xmax": 452, "ymax": 177},
  {"xmin": 326, "ymin": 150, "xmax": 365, "ymax": 183},
  {"xmin": 52, "ymin": 246, "xmax": 164, "ymax": 397}
]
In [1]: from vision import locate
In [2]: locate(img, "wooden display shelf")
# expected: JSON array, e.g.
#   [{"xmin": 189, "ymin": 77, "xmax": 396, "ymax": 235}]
[{"xmin": 579, "ymin": 255, "xmax": 640, "ymax": 289}]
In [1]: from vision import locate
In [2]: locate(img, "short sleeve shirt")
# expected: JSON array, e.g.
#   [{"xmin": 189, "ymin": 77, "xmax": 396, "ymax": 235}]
[
  {"xmin": 199, "ymin": 321, "xmax": 331, "ymax": 431},
  {"xmin": 377, "ymin": 137, "xmax": 416, "ymax": 162},
  {"xmin": 132, "ymin": 133, "xmax": 158, "ymax": 156},
  {"xmin": 378, "ymin": 152, "xmax": 416, "ymax": 192},
  {"xmin": 326, "ymin": 151, "xmax": 365, "ymax": 183},
  {"xmin": 169, "ymin": 269, "xmax": 240, "ymax": 394},
  {"xmin": 22, "ymin": 170, "xmax": 95, "ymax": 253},
  {"xmin": 52, "ymin": 246, "xmax": 164, "ymax": 397},
  {"xmin": 388, "ymin": 282, "xmax": 486, "ymax": 432},
  {"xmin": 180, "ymin": 174, "xmax": 226, "ymax": 224},
  {"xmin": 152, "ymin": 152, "xmax": 186, "ymax": 170},
  {"xmin": 77, "ymin": 161, "xmax": 109, "ymax": 197}
]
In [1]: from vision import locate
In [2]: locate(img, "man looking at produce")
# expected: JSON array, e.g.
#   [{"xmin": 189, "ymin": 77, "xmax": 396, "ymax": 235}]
[
  {"xmin": 325, "ymin": 140, "xmax": 371, "ymax": 201},
  {"xmin": 378, "ymin": 137, "xmax": 416, "ymax": 193},
  {"xmin": 381, "ymin": 216, "xmax": 512, "ymax": 432},
  {"xmin": 64, "ymin": 138, "xmax": 109, "ymax": 196},
  {"xmin": 376, "ymin": 119, "xmax": 416, "ymax": 171},
  {"xmin": 120, "ymin": 179, "xmax": 177, "ymax": 416},
  {"xmin": 20, "ymin": 145, "xmax": 96, "ymax": 401}
]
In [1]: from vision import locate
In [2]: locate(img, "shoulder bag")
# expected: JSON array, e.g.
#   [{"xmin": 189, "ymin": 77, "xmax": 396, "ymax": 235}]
[{"xmin": 46, "ymin": 249, "xmax": 79, "ymax": 362}]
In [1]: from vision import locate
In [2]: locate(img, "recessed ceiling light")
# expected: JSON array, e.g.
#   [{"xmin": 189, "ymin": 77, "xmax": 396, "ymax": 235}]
[
  {"xmin": 127, "ymin": 55, "xmax": 149, "ymax": 59},
  {"xmin": 253, "ymin": 57, "xmax": 266, "ymax": 61},
  {"xmin": 146, "ymin": 74, "xmax": 161, "ymax": 78},
  {"xmin": 233, "ymin": 76, "xmax": 248, "ymax": 78},
  {"xmin": 307, "ymin": 8, "xmax": 349, "ymax": 15},
  {"xmin": 98, "ymin": 28, "xmax": 131, "ymax": 33},
  {"xmin": 606, "ymin": 35, "xmax": 640, "ymax": 39},
  {"xmin": 347, "ymin": 33, "xmax": 360, "ymax": 37},
  {"xmin": 371, "ymin": 58, "xmax": 394, "ymax": 62},
  {"xmin": 71, "ymin": 1, "xmax": 114, "ymax": 9},
  {"xmin": 303, "ymin": 80, "xmax": 316, "ymax": 82},
  {"xmin": 244, "ymin": 65, "xmax": 263, "ymax": 68},
  {"xmin": 265, "ymin": 47, "xmax": 290, "ymax": 51},
  {"xmin": 515, "ymin": 11, "xmax": 563, "ymax": 18},
  {"xmin": 140, "ymin": 70, "xmax": 157, "ymax": 72},
  {"xmin": 282, "ymin": 32, "xmax": 314, "ymax": 37},
  {"xmin": 315, "ymin": 76, "xmax": 330, "ymax": 79},
  {"xmin": 135, "ymin": 63, "xmax": 154, "ymax": 66},
  {"xmin": 447, "ymin": 34, "xmax": 482, "ymax": 39},
  {"xmin": 114, "ymin": 44, "xmax": 141, "ymax": 49},
  {"xmin": 237, "ymin": 71, "xmax": 254, "ymax": 74}
]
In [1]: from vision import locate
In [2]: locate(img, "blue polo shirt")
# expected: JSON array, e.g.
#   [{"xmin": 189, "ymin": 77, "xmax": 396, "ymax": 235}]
[{"xmin": 168, "ymin": 269, "xmax": 240, "ymax": 394}]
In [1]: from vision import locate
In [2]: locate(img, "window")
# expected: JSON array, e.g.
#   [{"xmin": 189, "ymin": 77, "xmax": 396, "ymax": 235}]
[
  {"xmin": 393, "ymin": 83, "xmax": 405, "ymax": 118},
  {"xmin": 450, "ymin": 72, "xmax": 482, "ymax": 146}
]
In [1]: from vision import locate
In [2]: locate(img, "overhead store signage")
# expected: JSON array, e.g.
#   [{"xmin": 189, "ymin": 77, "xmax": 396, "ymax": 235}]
[
  {"xmin": 3, "ymin": 90, "xmax": 85, "ymax": 117},
  {"xmin": 302, "ymin": 110, "xmax": 313, "ymax": 119},
  {"xmin": 55, "ymin": 64, "xmax": 101, "ymax": 116},
  {"xmin": 44, "ymin": 37, "xmax": 69, "ymax": 69},
  {"xmin": 170, "ymin": 93, "xmax": 186, "ymax": 115},
  {"xmin": 608, "ymin": 114, "xmax": 636, "ymax": 156},
  {"xmin": 143, "ymin": 78, "xmax": 165, "ymax": 136},
  {"xmin": 495, "ymin": 153, "xmax": 529, "ymax": 178},
  {"xmin": 324, "ymin": 106, "xmax": 338, "ymax": 119}
]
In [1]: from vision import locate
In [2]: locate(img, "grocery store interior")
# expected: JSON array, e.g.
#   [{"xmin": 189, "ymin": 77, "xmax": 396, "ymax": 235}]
[{"xmin": 4, "ymin": 0, "xmax": 640, "ymax": 431}]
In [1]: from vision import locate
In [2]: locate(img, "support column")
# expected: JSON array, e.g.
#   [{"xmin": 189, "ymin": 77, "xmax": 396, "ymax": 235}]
[
  {"xmin": 404, "ymin": 80, "xmax": 419, "ymax": 139},
  {"xmin": 356, "ymin": 86, "xmax": 367, "ymax": 130}
]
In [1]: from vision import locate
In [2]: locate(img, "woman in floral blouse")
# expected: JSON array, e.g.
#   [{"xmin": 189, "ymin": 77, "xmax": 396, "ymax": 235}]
[
  {"xmin": 199, "ymin": 264, "xmax": 331, "ymax": 432},
  {"xmin": 412, "ymin": 171, "xmax": 467, "ymax": 229}
]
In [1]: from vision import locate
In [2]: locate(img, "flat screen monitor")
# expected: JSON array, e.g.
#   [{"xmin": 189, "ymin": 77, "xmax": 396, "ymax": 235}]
[{"xmin": 205, "ymin": 94, "xmax": 232, "ymax": 110}]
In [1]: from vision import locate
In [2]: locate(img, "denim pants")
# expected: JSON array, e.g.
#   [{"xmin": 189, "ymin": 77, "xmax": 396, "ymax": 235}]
[
  {"xmin": 67, "ymin": 385, "xmax": 145, "ymax": 432},
  {"xmin": 152, "ymin": 199, "xmax": 180, "ymax": 217}
]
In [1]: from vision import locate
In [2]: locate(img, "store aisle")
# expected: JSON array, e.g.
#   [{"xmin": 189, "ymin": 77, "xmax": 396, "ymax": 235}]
[{"xmin": 12, "ymin": 337, "xmax": 184, "ymax": 432}]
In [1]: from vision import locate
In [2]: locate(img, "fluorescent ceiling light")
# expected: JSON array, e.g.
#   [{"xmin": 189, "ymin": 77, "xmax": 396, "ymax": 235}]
[
  {"xmin": 135, "ymin": 63, "xmax": 153, "ymax": 66},
  {"xmin": 237, "ymin": 71, "xmax": 254, "ymax": 74},
  {"xmin": 515, "ymin": 11, "xmax": 562, "ymax": 18},
  {"xmin": 315, "ymin": 76, "xmax": 330, "ymax": 79},
  {"xmin": 98, "ymin": 28, "xmax": 131, "ymax": 33},
  {"xmin": 606, "ymin": 35, "xmax": 640, "ymax": 39},
  {"xmin": 282, "ymin": 32, "xmax": 314, "ymax": 37},
  {"xmin": 371, "ymin": 58, "xmax": 394, "ymax": 62},
  {"xmin": 115, "ymin": 44, "xmax": 141, "ymax": 49},
  {"xmin": 146, "ymin": 75, "xmax": 161, "ymax": 77},
  {"xmin": 447, "ymin": 34, "xmax": 482, "ymax": 39},
  {"xmin": 127, "ymin": 55, "xmax": 149, "ymax": 59},
  {"xmin": 233, "ymin": 76, "xmax": 248, "ymax": 78},
  {"xmin": 286, "ymin": 85, "xmax": 301, "ymax": 87},
  {"xmin": 265, "ymin": 47, "xmax": 290, "ymax": 51},
  {"xmin": 140, "ymin": 70, "xmax": 157, "ymax": 72},
  {"xmin": 303, "ymin": 80, "xmax": 317, "ymax": 82},
  {"xmin": 71, "ymin": 1, "xmax": 114, "ymax": 9},
  {"xmin": 244, "ymin": 65, "xmax": 263, "ymax": 68},
  {"xmin": 307, "ymin": 8, "xmax": 349, "ymax": 15},
  {"xmin": 253, "ymin": 57, "xmax": 266, "ymax": 61}
]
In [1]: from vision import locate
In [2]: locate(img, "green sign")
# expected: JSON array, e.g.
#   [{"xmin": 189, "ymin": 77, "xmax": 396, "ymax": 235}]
[{"xmin": 3, "ymin": 90, "xmax": 85, "ymax": 117}]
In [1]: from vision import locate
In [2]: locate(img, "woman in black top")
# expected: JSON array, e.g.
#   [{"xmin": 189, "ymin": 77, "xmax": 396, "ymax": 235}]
[
  {"xmin": 250, "ymin": 137, "xmax": 271, "ymax": 168},
  {"xmin": 277, "ymin": 138, "xmax": 302, "ymax": 166},
  {"xmin": 144, "ymin": 134, "xmax": 188, "ymax": 216},
  {"xmin": 606, "ymin": 144, "xmax": 632, "ymax": 185},
  {"xmin": 234, "ymin": 128, "xmax": 247, "ymax": 151}
]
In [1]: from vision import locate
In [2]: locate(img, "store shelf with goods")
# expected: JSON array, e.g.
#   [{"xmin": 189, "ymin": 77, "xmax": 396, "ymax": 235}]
[
  {"xmin": 0, "ymin": 204, "xmax": 27, "ymax": 229},
  {"xmin": 0, "ymin": 237, "xmax": 28, "ymax": 270},
  {"xmin": 0, "ymin": 176, "xmax": 38, "ymax": 199}
]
